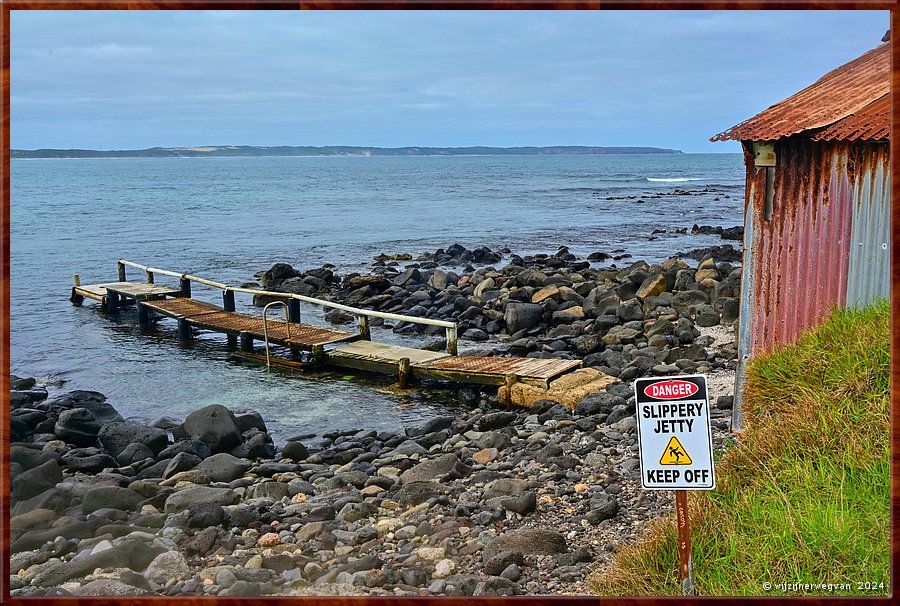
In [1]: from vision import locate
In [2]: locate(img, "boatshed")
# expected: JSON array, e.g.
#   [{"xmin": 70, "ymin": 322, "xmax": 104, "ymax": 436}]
[{"xmin": 711, "ymin": 40, "xmax": 890, "ymax": 427}]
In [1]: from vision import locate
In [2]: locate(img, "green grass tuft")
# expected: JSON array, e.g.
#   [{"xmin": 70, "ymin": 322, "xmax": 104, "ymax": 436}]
[{"xmin": 589, "ymin": 300, "xmax": 890, "ymax": 596}]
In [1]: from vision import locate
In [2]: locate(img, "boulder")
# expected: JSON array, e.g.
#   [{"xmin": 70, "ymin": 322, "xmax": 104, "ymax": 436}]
[
  {"xmin": 54, "ymin": 408, "xmax": 101, "ymax": 446},
  {"xmin": 182, "ymin": 405, "xmax": 242, "ymax": 453},
  {"xmin": 503, "ymin": 303, "xmax": 543, "ymax": 334},
  {"xmin": 98, "ymin": 422, "xmax": 168, "ymax": 458},
  {"xmin": 399, "ymin": 453, "xmax": 459, "ymax": 485},
  {"xmin": 81, "ymin": 486, "xmax": 144, "ymax": 514},
  {"xmin": 196, "ymin": 453, "xmax": 252, "ymax": 483}
]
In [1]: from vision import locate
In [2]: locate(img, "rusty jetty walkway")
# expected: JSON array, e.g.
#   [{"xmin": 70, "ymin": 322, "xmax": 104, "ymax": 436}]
[{"xmin": 70, "ymin": 260, "xmax": 582, "ymax": 395}]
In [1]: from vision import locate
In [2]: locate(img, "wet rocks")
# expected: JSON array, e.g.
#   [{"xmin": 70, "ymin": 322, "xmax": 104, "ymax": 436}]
[{"xmin": 181, "ymin": 405, "xmax": 242, "ymax": 453}]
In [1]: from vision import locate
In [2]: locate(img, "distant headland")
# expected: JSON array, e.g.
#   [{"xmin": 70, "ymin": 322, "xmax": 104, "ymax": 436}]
[{"xmin": 11, "ymin": 145, "xmax": 683, "ymax": 159}]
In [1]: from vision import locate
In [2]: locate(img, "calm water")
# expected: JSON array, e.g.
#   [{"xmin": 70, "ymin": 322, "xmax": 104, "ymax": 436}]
[{"xmin": 10, "ymin": 154, "xmax": 744, "ymax": 441}]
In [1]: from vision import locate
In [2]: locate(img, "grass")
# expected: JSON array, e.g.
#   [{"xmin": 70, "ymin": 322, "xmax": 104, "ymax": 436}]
[{"xmin": 589, "ymin": 300, "xmax": 891, "ymax": 596}]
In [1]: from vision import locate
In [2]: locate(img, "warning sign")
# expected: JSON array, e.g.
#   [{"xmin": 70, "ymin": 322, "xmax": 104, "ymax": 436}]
[
  {"xmin": 659, "ymin": 436, "xmax": 692, "ymax": 465},
  {"xmin": 634, "ymin": 375, "xmax": 715, "ymax": 490}
]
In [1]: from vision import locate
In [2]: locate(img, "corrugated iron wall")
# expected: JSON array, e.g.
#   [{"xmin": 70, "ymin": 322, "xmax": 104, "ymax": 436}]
[
  {"xmin": 734, "ymin": 137, "xmax": 890, "ymax": 428},
  {"xmin": 846, "ymin": 142, "xmax": 891, "ymax": 306}
]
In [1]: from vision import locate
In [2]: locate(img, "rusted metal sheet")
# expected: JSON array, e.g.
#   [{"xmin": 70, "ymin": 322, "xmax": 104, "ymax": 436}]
[
  {"xmin": 712, "ymin": 43, "xmax": 889, "ymax": 142},
  {"xmin": 748, "ymin": 138, "xmax": 854, "ymax": 354},
  {"xmin": 812, "ymin": 94, "xmax": 890, "ymax": 142},
  {"xmin": 733, "ymin": 142, "xmax": 764, "ymax": 429},
  {"xmin": 846, "ymin": 142, "xmax": 891, "ymax": 307}
]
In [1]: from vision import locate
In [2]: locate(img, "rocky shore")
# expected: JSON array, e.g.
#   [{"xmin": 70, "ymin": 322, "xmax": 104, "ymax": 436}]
[
  {"xmin": 11, "ymin": 242, "xmax": 742, "ymax": 596},
  {"xmin": 10, "ymin": 363, "xmax": 735, "ymax": 597}
]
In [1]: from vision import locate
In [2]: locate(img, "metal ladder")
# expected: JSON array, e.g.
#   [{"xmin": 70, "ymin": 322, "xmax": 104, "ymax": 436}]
[{"xmin": 262, "ymin": 301, "xmax": 293, "ymax": 370}]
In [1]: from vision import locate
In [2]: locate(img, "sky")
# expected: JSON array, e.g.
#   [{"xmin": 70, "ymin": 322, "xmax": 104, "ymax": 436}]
[{"xmin": 10, "ymin": 10, "xmax": 889, "ymax": 153}]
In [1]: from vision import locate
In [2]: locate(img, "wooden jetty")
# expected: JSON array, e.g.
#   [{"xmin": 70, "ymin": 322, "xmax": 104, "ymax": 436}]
[{"xmin": 71, "ymin": 260, "xmax": 582, "ymax": 394}]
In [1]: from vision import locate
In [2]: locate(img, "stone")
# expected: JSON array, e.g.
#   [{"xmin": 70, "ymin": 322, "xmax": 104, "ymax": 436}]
[
  {"xmin": 157, "ymin": 440, "xmax": 213, "ymax": 461},
  {"xmin": 98, "ymin": 422, "xmax": 168, "ymax": 458},
  {"xmin": 473, "ymin": 448, "xmax": 499, "ymax": 465},
  {"xmin": 116, "ymin": 443, "xmax": 156, "ymax": 466},
  {"xmin": 552, "ymin": 306, "xmax": 584, "ymax": 325},
  {"xmin": 483, "ymin": 529, "xmax": 568, "ymax": 561},
  {"xmin": 186, "ymin": 501, "xmax": 225, "ymax": 527},
  {"xmin": 586, "ymin": 494, "xmax": 619, "ymax": 524},
  {"xmin": 246, "ymin": 481, "xmax": 290, "ymax": 500},
  {"xmin": 398, "ymin": 480, "xmax": 444, "ymax": 506},
  {"xmin": 183, "ymin": 405, "xmax": 242, "ymax": 453},
  {"xmin": 476, "ymin": 431, "xmax": 511, "ymax": 451},
  {"xmin": 482, "ymin": 549, "xmax": 525, "ymax": 576},
  {"xmin": 281, "ymin": 441, "xmax": 309, "ymax": 462},
  {"xmin": 503, "ymin": 302, "xmax": 544, "ymax": 334},
  {"xmin": 433, "ymin": 559, "xmax": 457, "ymax": 579},
  {"xmin": 500, "ymin": 491, "xmax": 537, "ymax": 515},
  {"xmin": 164, "ymin": 486, "xmax": 239, "ymax": 514},
  {"xmin": 54, "ymin": 408, "xmax": 101, "ymax": 446},
  {"xmin": 399, "ymin": 453, "xmax": 459, "ymax": 485},
  {"xmin": 145, "ymin": 550, "xmax": 191, "ymax": 585},
  {"xmin": 163, "ymin": 452, "xmax": 202, "ymax": 479},
  {"xmin": 12, "ymin": 459, "xmax": 61, "ymax": 501},
  {"xmin": 72, "ymin": 580, "xmax": 152, "ymax": 596},
  {"xmin": 482, "ymin": 478, "xmax": 530, "ymax": 501},
  {"xmin": 616, "ymin": 298, "xmax": 644, "ymax": 321},
  {"xmin": 196, "ymin": 453, "xmax": 252, "ymax": 483},
  {"xmin": 636, "ymin": 273, "xmax": 668, "ymax": 300},
  {"xmin": 416, "ymin": 546, "xmax": 446, "ymax": 561},
  {"xmin": 531, "ymin": 285, "xmax": 560, "ymax": 304},
  {"xmin": 82, "ymin": 486, "xmax": 144, "ymax": 514},
  {"xmin": 478, "ymin": 412, "xmax": 518, "ymax": 431}
]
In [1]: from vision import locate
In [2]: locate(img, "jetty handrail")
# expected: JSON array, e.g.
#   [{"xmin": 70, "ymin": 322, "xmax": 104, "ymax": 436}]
[{"xmin": 117, "ymin": 259, "xmax": 459, "ymax": 354}]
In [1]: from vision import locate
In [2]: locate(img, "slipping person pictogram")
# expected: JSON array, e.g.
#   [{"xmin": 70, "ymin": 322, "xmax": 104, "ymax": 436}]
[{"xmin": 659, "ymin": 436, "xmax": 693, "ymax": 465}]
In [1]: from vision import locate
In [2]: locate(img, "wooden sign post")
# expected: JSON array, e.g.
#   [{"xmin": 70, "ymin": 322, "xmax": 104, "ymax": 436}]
[{"xmin": 675, "ymin": 490, "xmax": 694, "ymax": 595}]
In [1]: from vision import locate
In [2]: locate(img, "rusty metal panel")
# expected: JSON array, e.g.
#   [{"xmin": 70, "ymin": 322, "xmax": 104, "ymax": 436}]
[
  {"xmin": 733, "ymin": 142, "xmax": 764, "ymax": 428},
  {"xmin": 749, "ymin": 138, "xmax": 853, "ymax": 354},
  {"xmin": 142, "ymin": 297, "xmax": 222, "ymax": 319},
  {"xmin": 712, "ymin": 43, "xmax": 889, "ymax": 142},
  {"xmin": 812, "ymin": 94, "xmax": 890, "ymax": 142},
  {"xmin": 846, "ymin": 142, "xmax": 890, "ymax": 307}
]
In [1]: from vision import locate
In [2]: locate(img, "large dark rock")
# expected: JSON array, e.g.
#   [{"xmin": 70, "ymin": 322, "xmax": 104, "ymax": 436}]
[
  {"xmin": 81, "ymin": 486, "xmax": 145, "ymax": 514},
  {"xmin": 196, "ymin": 452, "xmax": 252, "ymax": 483},
  {"xmin": 54, "ymin": 408, "xmax": 101, "ymax": 447},
  {"xmin": 482, "ymin": 549, "xmax": 525, "ymax": 576},
  {"xmin": 183, "ymin": 405, "xmax": 242, "ymax": 453},
  {"xmin": 12, "ymin": 459, "xmax": 62, "ymax": 501},
  {"xmin": 397, "ymin": 480, "xmax": 444, "ymax": 506},
  {"xmin": 60, "ymin": 448, "xmax": 117, "ymax": 473},
  {"xmin": 157, "ymin": 440, "xmax": 212, "ymax": 461},
  {"xmin": 116, "ymin": 443, "xmax": 156, "ymax": 466},
  {"xmin": 98, "ymin": 422, "xmax": 168, "ymax": 458},
  {"xmin": 280, "ymin": 441, "xmax": 309, "ymax": 462},
  {"xmin": 478, "ymin": 412, "xmax": 518, "ymax": 431},
  {"xmin": 483, "ymin": 529, "xmax": 568, "ymax": 561},
  {"xmin": 503, "ymin": 303, "xmax": 543, "ymax": 334}
]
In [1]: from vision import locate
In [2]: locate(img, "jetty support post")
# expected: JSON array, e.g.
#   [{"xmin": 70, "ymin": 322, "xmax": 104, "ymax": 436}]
[
  {"xmin": 223, "ymin": 289, "xmax": 238, "ymax": 348},
  {"xmin": 117, "ymin": 261, "xmax": 126, "ymax": 282},
  {"xmin": 504, "ymin": 374, "xmax": 517, "ymax": 409},
  {"xmin": 137, "ymin": 302, "xmax": 151, "ymax": 330},
  {"xmin": 180, "ymin": 276, "xmax": 192, "ymax": 298},
  {"xmin": 288, "ymin": 299, "xmax": 302, "ymax": 324},
  {"xmin": 71, "ymin": 274, "xmax": 83, "ymax": 306},
  {"xmin": 311, "ymin": 345, "xmax": 325, "ymax": 366},
  {"xmin": 446, "ymin": 325, "xmax": 458, "ymax": 356},
  {"xmin": 239, "ymin": 332, "xmax": 254, "ymax": 352},
  {"xmin": 145, "ymin": 269, "xmax": 154, "ymax": 284},
  {"xmin": 177, "ymin": 318, "xmax": 191, "ymax": 341},
  {"xmin": 358, "ymin": 315, "xmax": 371, "ymax": 340},
  {"xmin": 398, "ymin": 357, "xmax": 411, "ymax": 389},
  {"xmin": 105, "ymin": 291, "xmax": 120, "ymax": 314}
]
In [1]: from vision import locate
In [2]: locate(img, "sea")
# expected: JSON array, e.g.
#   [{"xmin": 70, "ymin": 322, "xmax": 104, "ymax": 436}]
[{"xmin": 10, "ymin": 153, "xmax": 745, "ymax": 442}]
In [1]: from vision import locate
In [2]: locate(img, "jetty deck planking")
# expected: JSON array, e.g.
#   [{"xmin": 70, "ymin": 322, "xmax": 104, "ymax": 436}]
[{"xmin": 74, "ymin": 274, "xmax": 585, "ymax": 389}]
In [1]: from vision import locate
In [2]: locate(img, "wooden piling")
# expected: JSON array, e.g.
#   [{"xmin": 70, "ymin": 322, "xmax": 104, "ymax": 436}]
[
  {"xmin": 105, "ymin": 291, "xmax": 120, "ymax": 313},
  {"xmin": 117, "ymin": 261, "xmax": 126, "ymax": 282},
  {"xmin": 288, "ymin": 299, "xmax": 302, "ymax": 324},
  {"xmin": 239, "ymin": 332, "xmax": 254, "ymax": 352},
  {"xmin": 358, "ymin": 315, "xmax": 371, "ymax": 340},
  {"xmin": 398, "ymin": 357, "xmax": 411, "ymax": 388},
  {"xmin": 180, "ymin": 277, "xmax": 192, "ymax": 298},
  {"xmin": 223, "ymin": 289, "xmax": 235, "ymax": 312},
  {"xmin": 312, "ymin": 344, "xmax": 325, "ymax": 365},
  {"xmin": 137, "ymin": 302, "xmax": 151, "ymax": 330},
  {"xmin": 73, "ymin": 274, "xmax": 81, "ymax": 287},
  {"xmin": 505, "ymin": 374, "xmax": 517, "ymax": 408},
  {"xmin": 446, "ymin": 325, "xmax": 458, "ymax": 356},
  {"xmin": 146, "ymin": 270, "xmax": 154, "ymax": 284},
  {"xmin": 177, "ymin": 318, "xmax": 191, "ymax": 341}
]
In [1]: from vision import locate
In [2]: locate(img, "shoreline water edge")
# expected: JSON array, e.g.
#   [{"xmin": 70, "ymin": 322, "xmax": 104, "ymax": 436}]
[{"xmin": 10, "ymin": 237, "xmax": 742, "ymax": 597}]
